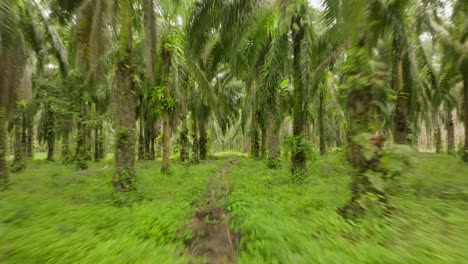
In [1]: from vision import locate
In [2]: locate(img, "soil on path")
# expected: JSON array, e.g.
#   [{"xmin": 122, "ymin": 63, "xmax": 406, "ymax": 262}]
[{"xmin": 187, "ymin": 158, "xmax": 240, "ymax": 264}]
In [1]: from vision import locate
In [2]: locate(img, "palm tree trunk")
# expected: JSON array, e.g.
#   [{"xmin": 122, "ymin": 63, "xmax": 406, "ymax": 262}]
[
  {"xmin": 446, "ymin": 110, "xmax": 455, "ymax": 155},
  {"xmin": 12, "ymin": 112, "xmax": 26, "ymax": 172},
  {"xmin": 266, "ymin": 110, "xmax": 280, "ymax": 168},
  {"xmin": 260, "ymin": 119, "xmax": 267, "ymax": 158},
  {"xmin": 161, "ymin": 49, "xmax": 172, "ymax": 174},
  {"xmin": 94, "ymin": 125, "xmax": 104, "ymax": 162},
  {"xmin": 319, "ymin": 88, "xmax": 326, "ymax": 155},
  {"xmin": 61, "ymin": 130, "xmax": 71, "ymax": 163},
  {"xmin": 75, "ymin": 116, "xmax": 87, "ymax": 169},
  {"xmin": 461, "ymin": 55, "xmax": 468, "ymax": 161},
  {"xmin": 0, "ymin": 106, "xmax": 8, "ymax": 189},
  {"xmin": 46, "ymin": 109, "xmax": 55, "ymax": 162},
  {"xmin": 250, "ymin": 111, "xmax": 260, "ymax": 159},
  {"xmin": 393, "ymin": 45, "xmax": 409, "ymax": 144},
  {"xmin": 180, "ymin": 85, "xmax": 189, "ymax": 162},
  {"xmin": 435, "ymin": 124, "xmax": 442, "ymax": 154},
  {"xmin": 191, "ymin": 119, "xmax": 200, "ymax": 164},
  {"xmin": 26, "ymin": 113, "xmax": 34, "ymax": 158},
  {"xmin": 291, "ymin": 7, "xmax": 307, "ymax": 179},
  {"xmin": 114, "ymin": 0, "xmax": 136, "ymax": 193},
  {"xmin": 138, "ymin": 101, "xmax": 145, "ymax": 161},
  {"xmin": 198, "ymin": 119, "xmax": 207, "ymax": 160}
]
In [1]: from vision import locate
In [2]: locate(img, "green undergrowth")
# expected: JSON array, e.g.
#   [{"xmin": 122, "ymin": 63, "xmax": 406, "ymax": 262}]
[
  {"xmin": 0, "ymin": 157, "xmax": 225, "ymax": 263},
  {"xmin": 1, "ymin": 152, "xmax": 467, "ymax": 263},
  {"xmin": 225, "ymin": 151, "xmax": 468, "ymax": 263}
]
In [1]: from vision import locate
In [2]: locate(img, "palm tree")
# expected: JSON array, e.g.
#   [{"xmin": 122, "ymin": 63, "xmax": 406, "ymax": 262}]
[{"xmin": 113, "ymin": 0, "xmax": 137, "ymax": 192}]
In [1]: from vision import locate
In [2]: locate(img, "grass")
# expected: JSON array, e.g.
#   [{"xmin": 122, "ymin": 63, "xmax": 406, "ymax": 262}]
[{"xmin": 1, "ymin": 151, "xmax": 467, "ymax": 263}]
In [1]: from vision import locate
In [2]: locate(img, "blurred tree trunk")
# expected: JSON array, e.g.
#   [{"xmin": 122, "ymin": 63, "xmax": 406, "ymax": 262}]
[
  {"xmin": 12, "ymin": 111, "xmax": 26, "ymax": 172},
  {"xmin": 393, "ymin": 43, "xmax": 409, "ymax": 144},
  {"xmin": 61, "ymin": 130, "xmax": 71, "ymax": 163},
  {"xmin": 114, "ymin": 0, "xmax": 136, "ymax": 193},
  {"xmin": 260, "ymin": 115, "xmax": 267, "ymax": 158},
  {"xmin": 25, "ymin": 107, "xmax": 34, "ymax": 158},
  {"xmin": 319, "ymin": 88, "xmax": 326, "ymax": 155},
  {"xmin": 435, "ymin": 125, "xmax": 442, "ymax": 154},
  {"xmin": 266, "ymin": 110, "xmax": 280, "ymax": 168},
  {"xmin": 45, "ymin": 107, "xmax": 55, "ymax": 161},
  {"xmin": 94, "ymin": 124, "xmax": 104, "ymax": 162},
  {"xmin": 180, "ymin": 84, "xmax": 189, "ymax": 162},
  {"xmin": 138, "ymin": 97, "xmax": 146, "ymax": 161},
  {"xmin": 198, "ymin": 119, "xmax": 207, "ymax": 160},
  {"xmin": 0, "ymin": 106, "xmax": 7, "ymax": 189},
  {"xmin": 446, "ymin": 110, "xmax": 455, "ymax": 155},
  {"xmin": 291, "ymin": 6, "xmax": 307, "ymax": 179},
  {"xmin": 161, "ymin": 49, "xmax": 172, "ymax": 174},
  {"xmin": 191, "ymin": 119, "xmax": 200, "ymax": 164},
  {"xmin": 461, "ymin": 52, "xmax": 468, "ymax": 162}
]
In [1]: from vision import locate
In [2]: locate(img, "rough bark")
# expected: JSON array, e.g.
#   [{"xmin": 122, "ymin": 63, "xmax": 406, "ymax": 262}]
[
  {"xmin": 446, "ymin": 110, "xmax": 455, "ymax": 155},
  {"xmin": 291, "ymin": 7, "xmax": 307, "ymax": 179},
  {"xmin": 114, "ymin": 0, "xmax": 136, "ymax": 193},
  {"xmin": 0, "ymin": 106, "xmax": 8, "ymax": 189}
]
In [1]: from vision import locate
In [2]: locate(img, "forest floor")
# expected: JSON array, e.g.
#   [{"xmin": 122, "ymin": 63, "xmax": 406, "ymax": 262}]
[{"xmin": 0, "ymin": 151, "xmax": 467, "ymax": 263}]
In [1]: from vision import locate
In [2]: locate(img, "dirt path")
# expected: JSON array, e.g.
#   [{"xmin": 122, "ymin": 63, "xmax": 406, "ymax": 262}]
[{"xmin": 187, "ymin": 157, "xmax": 240, "ymax": 264}]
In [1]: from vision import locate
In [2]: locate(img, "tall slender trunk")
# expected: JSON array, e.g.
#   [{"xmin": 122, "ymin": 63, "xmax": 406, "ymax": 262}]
[
  {"xmin": 0, "ymin": 106, "xmax": 8, "ymax": 188},
  {"xmin": 446, "ymin": 110, "xmax": 455, "ymax": 155},
  {"xmin": 161, "ymin": 49, "xmax": 172, "ymax": 174},
  {"xmin": 291, "ymin": 7, "xmax": 307, "ymax": 179},
  {"xmin": 319, "ymin": 88, "xmax": 326, "ymax": 155},
  {"xmin": 198, "ymin": 119, "xmax": 207, "ymax": 160},
  {"xmin": 114, "ymin": 0, "xmax": 136, "ymax": 193},
  {"xmin": 393, "ymin": 44, "xmax": 409, "ymax": 144}
]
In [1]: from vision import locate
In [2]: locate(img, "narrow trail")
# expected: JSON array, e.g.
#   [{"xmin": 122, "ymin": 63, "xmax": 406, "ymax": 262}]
[{"xmin": 187, "ymin": 157, "xmax": 240, "ymax": 264}]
